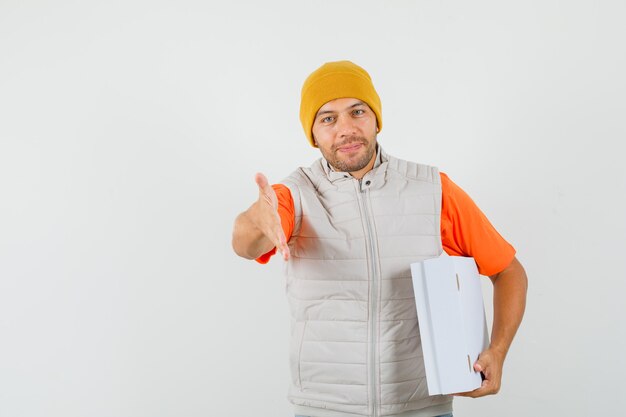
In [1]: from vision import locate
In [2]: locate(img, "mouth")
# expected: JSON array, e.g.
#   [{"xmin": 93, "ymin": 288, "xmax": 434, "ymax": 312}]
[{"xmin": 336, "ymin": 142, "xmax": 364, "ymax": 153}]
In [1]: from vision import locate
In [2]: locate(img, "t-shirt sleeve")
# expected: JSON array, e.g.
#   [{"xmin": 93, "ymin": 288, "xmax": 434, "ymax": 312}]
[
  {"xmin": 255, "ymin": 184, "xmax": 296, "ymax": 264},
  {"xmin": 440, "ymin": 172, "xmax": 516, "ymax": 276}
]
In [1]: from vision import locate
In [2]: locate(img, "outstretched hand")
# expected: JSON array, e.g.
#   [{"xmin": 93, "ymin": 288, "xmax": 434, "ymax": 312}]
[{"xmin": 252, "ymin": 173, "xmax": 290, "ymax": 261}]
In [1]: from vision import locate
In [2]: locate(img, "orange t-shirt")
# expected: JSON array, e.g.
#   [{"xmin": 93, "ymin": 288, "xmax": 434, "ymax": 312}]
[{"xmin": 256, "ymin": 172, "xmax": 515, "ymax": 276}]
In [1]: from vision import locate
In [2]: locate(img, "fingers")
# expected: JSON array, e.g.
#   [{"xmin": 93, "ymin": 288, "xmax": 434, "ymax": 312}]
[
  {"xmin": 253, "ymin": 172, "xmax": 290, "ymax": 261},
  {"xmin": 453, "ymin": 376, "xmax": 499, "ymax": 398},
  {"xmin": 268, "ymin": 221, "xmax": 288, "ymax": 259},
  {"xmin": 453, "ymin": 383, "xmax": 486, "ymax": 398},
  {"xmin": 454, "ymin": 378, "xmax": 498, "ymax": 398},
  {"xmin": 276, "ymin": 231, "xmax": 291, "ymax": 261}
]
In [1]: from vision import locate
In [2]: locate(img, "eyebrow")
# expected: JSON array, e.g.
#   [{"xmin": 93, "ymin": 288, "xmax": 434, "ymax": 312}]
[{"xmin": 316, "ymin": 101, "xmax": 367, "ymax": 117}]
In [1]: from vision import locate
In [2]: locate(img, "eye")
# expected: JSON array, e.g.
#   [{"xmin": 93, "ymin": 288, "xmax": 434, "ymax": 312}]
[
  {"xmin": 353, "ymin": 109, "xmax": 365, "ymax": 116},
  {"xmin": 321, "ymin": 116, "xmax": 335, "ymax": 123}
]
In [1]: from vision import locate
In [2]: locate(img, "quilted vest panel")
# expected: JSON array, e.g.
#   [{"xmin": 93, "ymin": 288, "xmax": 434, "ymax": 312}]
[{"xmin": 281, "ymin": 149, "xmax": 451, "ymax": 416}]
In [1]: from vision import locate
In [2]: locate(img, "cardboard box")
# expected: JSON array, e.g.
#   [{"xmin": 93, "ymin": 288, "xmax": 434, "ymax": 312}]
[{"xmin": 410, "ymin": 255, "xmax": 489, "ymax": 395}]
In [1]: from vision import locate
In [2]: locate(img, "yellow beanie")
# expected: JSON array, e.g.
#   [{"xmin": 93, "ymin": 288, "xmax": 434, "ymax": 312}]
[{"xmin": 299, "ymin": 61, "xmax": 383, "ymax": 147}]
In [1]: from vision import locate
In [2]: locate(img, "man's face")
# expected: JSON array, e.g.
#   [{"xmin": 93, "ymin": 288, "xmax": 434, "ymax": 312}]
[{"xmin": 311, "ymin": 98, "xmax": 378, "ymax": 178}]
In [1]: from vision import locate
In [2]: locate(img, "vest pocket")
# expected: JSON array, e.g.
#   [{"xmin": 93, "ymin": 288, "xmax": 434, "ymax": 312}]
[{"xmin": 290, "ymin": 320, "xmax": 307, "ymax": 389}]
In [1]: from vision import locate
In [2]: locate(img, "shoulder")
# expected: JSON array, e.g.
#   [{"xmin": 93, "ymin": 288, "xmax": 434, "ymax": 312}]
[
  {"xmin": 384, "ymin": 153, "xmax": 440, "ymax": 184},
  {"xmin": 439, "ymin": 171, "xmax": 477, "ymax": 212},
  {"xmin": 281, "ymin": 158, "xmax": 325, "ymax": 188},
  {"xmin": 439, "ymin": 171, "xmax": 455, "ymax": 196}
]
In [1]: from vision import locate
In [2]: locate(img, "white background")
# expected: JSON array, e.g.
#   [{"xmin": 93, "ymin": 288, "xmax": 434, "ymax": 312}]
[{"xmin": 1, "ymin": 1, "xmax": 625, "ymax": 416}]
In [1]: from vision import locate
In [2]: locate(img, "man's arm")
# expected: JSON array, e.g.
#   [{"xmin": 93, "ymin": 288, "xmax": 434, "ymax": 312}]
[
  {"xmin": 456, "ymin": 256, "xmax": 528, "ymax": 398},
  {"xmin": 232, "ymin": 173, "xmax": 290, "ymax": 261}
]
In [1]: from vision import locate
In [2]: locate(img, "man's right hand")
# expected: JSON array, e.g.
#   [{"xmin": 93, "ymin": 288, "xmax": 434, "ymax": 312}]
[
  {"xmin": 250, "ymin": 173, "xmax": 290, "ymax": 261},
  {"xmin": 232, "ymin": 173, "xmax": 290, "ymax": 261}
]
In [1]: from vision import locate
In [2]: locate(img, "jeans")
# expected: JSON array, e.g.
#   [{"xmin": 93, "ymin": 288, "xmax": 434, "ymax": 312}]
[{"xmin": 295, "ymin": 415, "xmax": 453, "ymax": 417}]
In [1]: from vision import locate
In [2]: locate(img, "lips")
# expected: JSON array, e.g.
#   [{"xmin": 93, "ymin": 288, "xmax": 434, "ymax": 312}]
[
  {"xmin": 338, "ymin": 143, "xmax": 362, "ymax": 152},
  {"xmin": 335, "ymin": 140, "xmax": 365, "ymax": 153}
]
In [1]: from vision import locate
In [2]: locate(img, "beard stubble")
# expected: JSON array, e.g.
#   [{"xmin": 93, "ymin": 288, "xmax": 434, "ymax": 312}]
[{"xmin": 324, "ymin": 136, "xmax": 377, "ymax": 173}]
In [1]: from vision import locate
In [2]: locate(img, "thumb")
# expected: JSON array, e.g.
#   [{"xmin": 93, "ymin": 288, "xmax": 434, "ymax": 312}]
[
  {"xmin": 474, "ymin": 358, "xmax": 484, "ymax": 373},
  {"xmin": 254, "ymin": 173, "xmax": 277, "ymax": 208},
  {"xmin": 255, "ymin": 172, "xmax": 269, "ymax": 190}
]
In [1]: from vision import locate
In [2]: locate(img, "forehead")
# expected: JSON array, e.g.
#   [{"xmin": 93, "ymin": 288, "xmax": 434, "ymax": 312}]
[{"xmin": 316, "ymin": 98, "xmax": 368, "ymax": 115}]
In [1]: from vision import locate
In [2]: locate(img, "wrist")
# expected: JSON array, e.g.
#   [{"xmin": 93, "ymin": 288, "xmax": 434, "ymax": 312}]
[{"xmin": 488, "ymin": 342, "xmax": 508, "ymax": 359}]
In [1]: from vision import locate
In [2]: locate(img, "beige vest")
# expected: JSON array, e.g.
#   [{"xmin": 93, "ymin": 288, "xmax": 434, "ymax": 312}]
[{"xmin": 281, "ymin": 148, "xmax": 452, "ymax": 417}]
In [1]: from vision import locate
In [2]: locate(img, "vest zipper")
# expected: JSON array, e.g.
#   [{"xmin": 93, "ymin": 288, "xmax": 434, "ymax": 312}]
[{"xmin": 359, "ymin": 178, "xmax": 379, "ymax": 417}]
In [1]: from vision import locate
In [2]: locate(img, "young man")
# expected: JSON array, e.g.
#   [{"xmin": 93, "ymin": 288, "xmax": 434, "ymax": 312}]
[{"xmin": 232, "ymin": 61, "xmax": 527, "ymax": 417}]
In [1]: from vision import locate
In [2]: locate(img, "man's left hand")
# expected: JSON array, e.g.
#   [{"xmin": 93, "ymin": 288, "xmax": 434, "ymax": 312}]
[{"xmin": 454, "ymin": 347, "xmax": 505, "ymax": 398}]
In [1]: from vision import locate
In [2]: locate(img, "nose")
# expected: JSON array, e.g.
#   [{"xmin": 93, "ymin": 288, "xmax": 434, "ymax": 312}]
[{"xmin": 335, "ymin": 114, "xmax": 357, "ymax": 137}]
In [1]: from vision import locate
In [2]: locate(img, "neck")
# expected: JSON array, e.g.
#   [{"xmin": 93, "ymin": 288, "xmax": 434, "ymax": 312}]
[{"xmin": 350, "ymin": 152, "xmax": 377, "ymax": 179}]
